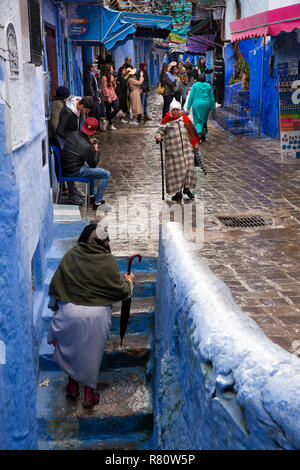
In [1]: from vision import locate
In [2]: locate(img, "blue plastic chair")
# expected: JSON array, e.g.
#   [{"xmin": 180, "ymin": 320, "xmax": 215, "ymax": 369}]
[{"xmin": 50, "ymin": 145, "xmax": 89, "ymax": 216}]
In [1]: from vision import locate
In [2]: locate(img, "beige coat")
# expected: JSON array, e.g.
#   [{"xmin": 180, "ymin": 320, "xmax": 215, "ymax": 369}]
[{"xmin": 128, "ymin": 75, "xmax": 144, "ymax": 115}]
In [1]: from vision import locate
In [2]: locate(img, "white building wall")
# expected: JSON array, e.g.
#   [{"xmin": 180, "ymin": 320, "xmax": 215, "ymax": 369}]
[{"xmin": 0, "ymin": 0, "xmax": 52, "ymax": 288}]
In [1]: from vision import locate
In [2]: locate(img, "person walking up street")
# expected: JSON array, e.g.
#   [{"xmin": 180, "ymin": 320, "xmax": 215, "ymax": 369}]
[
  {"xmin": 48, "ymin": 223, "xmax": 135, "ymax": 409},
  {"xmin": 177, "ymin": 61, "xmax": 189, "ymax": 108},
  {"xmin": 186, "ymin": 73, "xmax": 216, "ymax": 142},
  {"xmin": 61, "ymin": 117, "xmax": 110, "ymax": 211},
  {"xmin": 127, "ymin": 67, "xmax": 144, "ymax": 126},
  {"xmin": 137, "ymin": 63, "xmax": 151, "ymax": 121},
  {"xmin": 159, "ymin": 63, "xmax": 176, "ymax": 118},
  {"xmin": 84, "ymin": 62, "xmax": 106, "ymax": 132},
  {"xmin": 101, "ymin": 64, "xmax": 120, "ymax": 131},
  {"xmin": 155, "ymin": 99, "xmax": 199, "ymax": 201},
  {"xmin": 169, "ymin": 65, "xmax": 182, "ymax": 103}
]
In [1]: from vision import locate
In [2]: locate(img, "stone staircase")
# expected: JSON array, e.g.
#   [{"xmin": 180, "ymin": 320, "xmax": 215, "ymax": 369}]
[{"xmin": 36, "ymin": 222, "xmax": 157, "ymax": 450}]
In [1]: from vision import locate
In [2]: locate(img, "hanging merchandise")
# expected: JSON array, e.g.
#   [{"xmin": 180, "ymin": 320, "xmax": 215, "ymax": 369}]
[
  {"xmin": 160, "ymin": 0, "xmax": 192, "ymax": 44},
  {"xmin": 278, "ymin": 61, "xmax": 300, "ymax": 163}
]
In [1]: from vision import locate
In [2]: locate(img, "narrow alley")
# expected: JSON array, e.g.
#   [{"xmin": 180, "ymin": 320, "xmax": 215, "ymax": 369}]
[{"xmin": 66, "ymin": 91, "xmax": 300, "ymax": 355}]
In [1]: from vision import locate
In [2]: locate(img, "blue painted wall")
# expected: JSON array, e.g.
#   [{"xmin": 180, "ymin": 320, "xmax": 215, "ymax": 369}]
[
  {"xmin": 154, "ymin": 223, "xmax": 300, "ymax": 450},
  {"xmin": 0, "ymin": 0, "xmax": 56, "ymax": 448},
  {"xmin": 0, "ymin": 64, "xmax": 38, "ymax": 450}
]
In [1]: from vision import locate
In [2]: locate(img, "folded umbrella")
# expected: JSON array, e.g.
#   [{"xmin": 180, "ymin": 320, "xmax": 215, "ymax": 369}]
[
  {"xmin": 120, "ymin": 254, "xmax": 142, "ymax": 346},
  {"xmin": 194, "ymin": 149, "xmax": 207, "ymax": 175}
]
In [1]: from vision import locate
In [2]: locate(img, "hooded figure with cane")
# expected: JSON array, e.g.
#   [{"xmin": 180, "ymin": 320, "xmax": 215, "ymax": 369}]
[
  {"xmin": 155, "ymin": 99, "xmax": 200, "ymax": 201},
  {"xmin": 47, "ymin": 224, "xmax": 135, "ymax": 409}
]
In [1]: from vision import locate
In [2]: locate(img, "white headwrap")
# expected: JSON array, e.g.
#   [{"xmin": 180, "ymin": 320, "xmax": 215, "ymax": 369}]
[{"xmin": 169, "ymin": 99, "xmax": 182, "ymax": 112}]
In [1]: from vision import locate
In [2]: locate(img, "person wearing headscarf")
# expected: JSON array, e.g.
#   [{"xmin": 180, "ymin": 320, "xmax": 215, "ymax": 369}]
[
  {"xmin": 155, "ymin": 99, "xmax": 199, "ymax": 201},
  {"xmin": 186, "ymin": 73, "xmax": 216, "ymax": 142},
  {"xmin": 47, "ymin": 224, "xmax": 135, "ymax": 409}
]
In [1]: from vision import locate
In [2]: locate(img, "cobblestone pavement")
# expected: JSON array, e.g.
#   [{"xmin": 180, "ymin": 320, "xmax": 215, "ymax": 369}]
[{"xmin": 78, "ymin": 90, "xmax": 300, "ymax": 355}]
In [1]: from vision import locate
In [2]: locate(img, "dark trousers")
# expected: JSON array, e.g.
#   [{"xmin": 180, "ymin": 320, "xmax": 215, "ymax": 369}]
[
  {"xmin": 104, "ymin": 100, "xmax": 119, "ymax": 125},
  {"xmin": 90, "ymin": 98, "xmax": 105, "ymax": 127},
  {"xmin": 162, "ymin": 95, "xmax": 174, "ymax": 118}
]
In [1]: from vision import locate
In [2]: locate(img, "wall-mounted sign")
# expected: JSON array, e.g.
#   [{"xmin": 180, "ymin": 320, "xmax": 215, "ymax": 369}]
[
  {"xmin": 6, "ymin": 23, "xmax": 19, "ymax": 77},
  {"xmin": 278, "ymin": 62, "xmax": 300, "ymax": 163},
  {"xmin": 69, "ymin": 17, "xmax": 89, "ymax": 36}
]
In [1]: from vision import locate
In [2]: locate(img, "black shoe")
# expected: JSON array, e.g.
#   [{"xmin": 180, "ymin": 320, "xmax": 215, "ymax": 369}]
[
  {"xmin": 171, "ymin": 192, "xmax": 182, "ymax": 201},
  {"xmin": 201, "ymin": 134, "xmax": 206, "ymax": 142},
  {"xmin": 93, "ymin": 200, "xmax": 106, "ymax": 210},
  {"xmin": 183, "ymin": 188, "xmax": 195, "ymax": 199}
]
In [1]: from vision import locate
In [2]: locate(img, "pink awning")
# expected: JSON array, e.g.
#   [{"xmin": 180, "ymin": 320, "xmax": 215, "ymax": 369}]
[{"xmin": 230, "ymin": 3, "xmax": 300, "ymax": 41}]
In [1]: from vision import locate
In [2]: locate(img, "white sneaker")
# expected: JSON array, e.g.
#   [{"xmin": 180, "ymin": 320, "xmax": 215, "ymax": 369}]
[
  {"xmin": 108, "ymin": 124, "xmax": 117, "ymax": 130},
  {"xmin": 102, "ymin": 120, "xmax": 107, "ymax": 131},
  {"xmin": 130, "ymin": 120, "xmax": 138, "ymax": 126},
  {"xmin": 120, "ymin": 119, "xmax": 128, "ymax": 123}
]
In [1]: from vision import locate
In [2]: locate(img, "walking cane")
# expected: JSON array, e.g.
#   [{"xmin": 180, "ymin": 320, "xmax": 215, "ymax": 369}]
[{"xmin": 160, "ymin": 141, "xmax": 165, "ymax": 201}]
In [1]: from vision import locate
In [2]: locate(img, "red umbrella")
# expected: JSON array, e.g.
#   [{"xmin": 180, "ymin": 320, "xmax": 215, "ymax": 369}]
[{"xmin": 120, "ymin": 254, "xmax": 142, "ymax": 346}]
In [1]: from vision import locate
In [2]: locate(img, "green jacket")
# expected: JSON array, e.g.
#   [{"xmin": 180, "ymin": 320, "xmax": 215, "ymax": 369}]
[
  {"xmin": 48, "ymin": 243, "xmax": 131, "ymax": 306},
  {"xmin": 48, "ymin": 98, "xmax": 64, "ymax": 141}
]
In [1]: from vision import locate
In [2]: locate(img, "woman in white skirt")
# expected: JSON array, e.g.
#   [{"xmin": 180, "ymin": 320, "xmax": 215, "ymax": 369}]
[{"xmin": 47, "ymin": 224, "xmax": 135, "ymax": 408}]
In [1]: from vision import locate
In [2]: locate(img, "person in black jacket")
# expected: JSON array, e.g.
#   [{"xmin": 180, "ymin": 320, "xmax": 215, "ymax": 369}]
[
  {"xmin": 213, "ymin": 52, "xmax": 225, "ymax": 105},
  {"xmin": 56, "ymin": 95, "xmax": 94, "ymax": 144},
  {"xmin": 84, "ymin": 63, "xmax": 106, "ymax": 131},
  {"xmin": 56, "ymin": 95, "xmax": 94, "ymax": 205},
  {"xmin": 62, "ymin": 117, "xmax": 110, "ymax": 211},
  {"xmin": 116, "ymin": 66, "xmax": 129, "ymax": 118},
  {"xmin": 137, "ymin": 63, "xmax": 151, "ymax": 121},
  {"xmin": 159, "ymin": 63, "xmax": 176, "ymax": 118}
]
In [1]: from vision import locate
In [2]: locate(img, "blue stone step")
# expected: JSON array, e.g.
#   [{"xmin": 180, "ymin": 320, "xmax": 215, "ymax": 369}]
[
  {"xmin": 42, "ymin": 296, "xmax": 155, "ymax": 337},
  {"xmin": 39, "ymin": 333, "xmax": 152, "ymax": 371},
  {"xmin": 46, "ymin": 238, "xmax": 157, "ymax": 273},
  {"xmin": 37, "ymin": 368, "xmax": 153, "ymax": 442},
  {"xmin": 38, "ymin": 431, "xmax": 153, "ymax": 449}
]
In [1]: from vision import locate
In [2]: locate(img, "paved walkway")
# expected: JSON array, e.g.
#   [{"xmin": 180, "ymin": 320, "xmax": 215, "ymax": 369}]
[{"xmin": 76, "ymin": 91, "xmax": 300, "ymax": 355}]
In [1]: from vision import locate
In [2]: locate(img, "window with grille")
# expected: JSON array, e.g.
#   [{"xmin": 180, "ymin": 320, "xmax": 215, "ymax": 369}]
[{"xmin": 27, "ymin": 0, "xmax": 42, "ymax": 66}]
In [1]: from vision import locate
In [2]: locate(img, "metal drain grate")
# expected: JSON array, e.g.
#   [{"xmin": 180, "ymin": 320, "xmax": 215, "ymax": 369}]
[{"xmin": 217, "ymin": 215, "xmax": 270, "ymax": 228}]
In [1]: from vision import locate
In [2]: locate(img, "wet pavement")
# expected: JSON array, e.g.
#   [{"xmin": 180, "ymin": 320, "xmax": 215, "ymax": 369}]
[{"xmin": 66, "ymin": 90, "xmax": 300, "ymax": 355}]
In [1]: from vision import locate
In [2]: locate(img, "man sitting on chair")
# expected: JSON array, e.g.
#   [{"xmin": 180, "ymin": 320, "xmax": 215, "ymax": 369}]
[{"xmin": 62, "ymin": 117, "xmax": 110, "ymax": 211}]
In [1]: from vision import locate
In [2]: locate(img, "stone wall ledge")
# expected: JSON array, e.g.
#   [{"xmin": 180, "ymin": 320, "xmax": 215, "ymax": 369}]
[{"xmin": 154, "ymin": 222, "xmax": 300, "ymax": 450}]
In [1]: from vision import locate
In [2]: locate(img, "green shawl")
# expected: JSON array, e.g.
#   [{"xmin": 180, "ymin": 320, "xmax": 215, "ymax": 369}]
[{"xmin": 48, "ymin": 243, "xmax": 131, "ymax": 306}]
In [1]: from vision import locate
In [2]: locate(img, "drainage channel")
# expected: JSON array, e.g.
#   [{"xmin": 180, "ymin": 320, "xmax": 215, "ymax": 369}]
[{"xmin": 37, "ymin": 251, "xmax": 157, "ymax": 450}]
